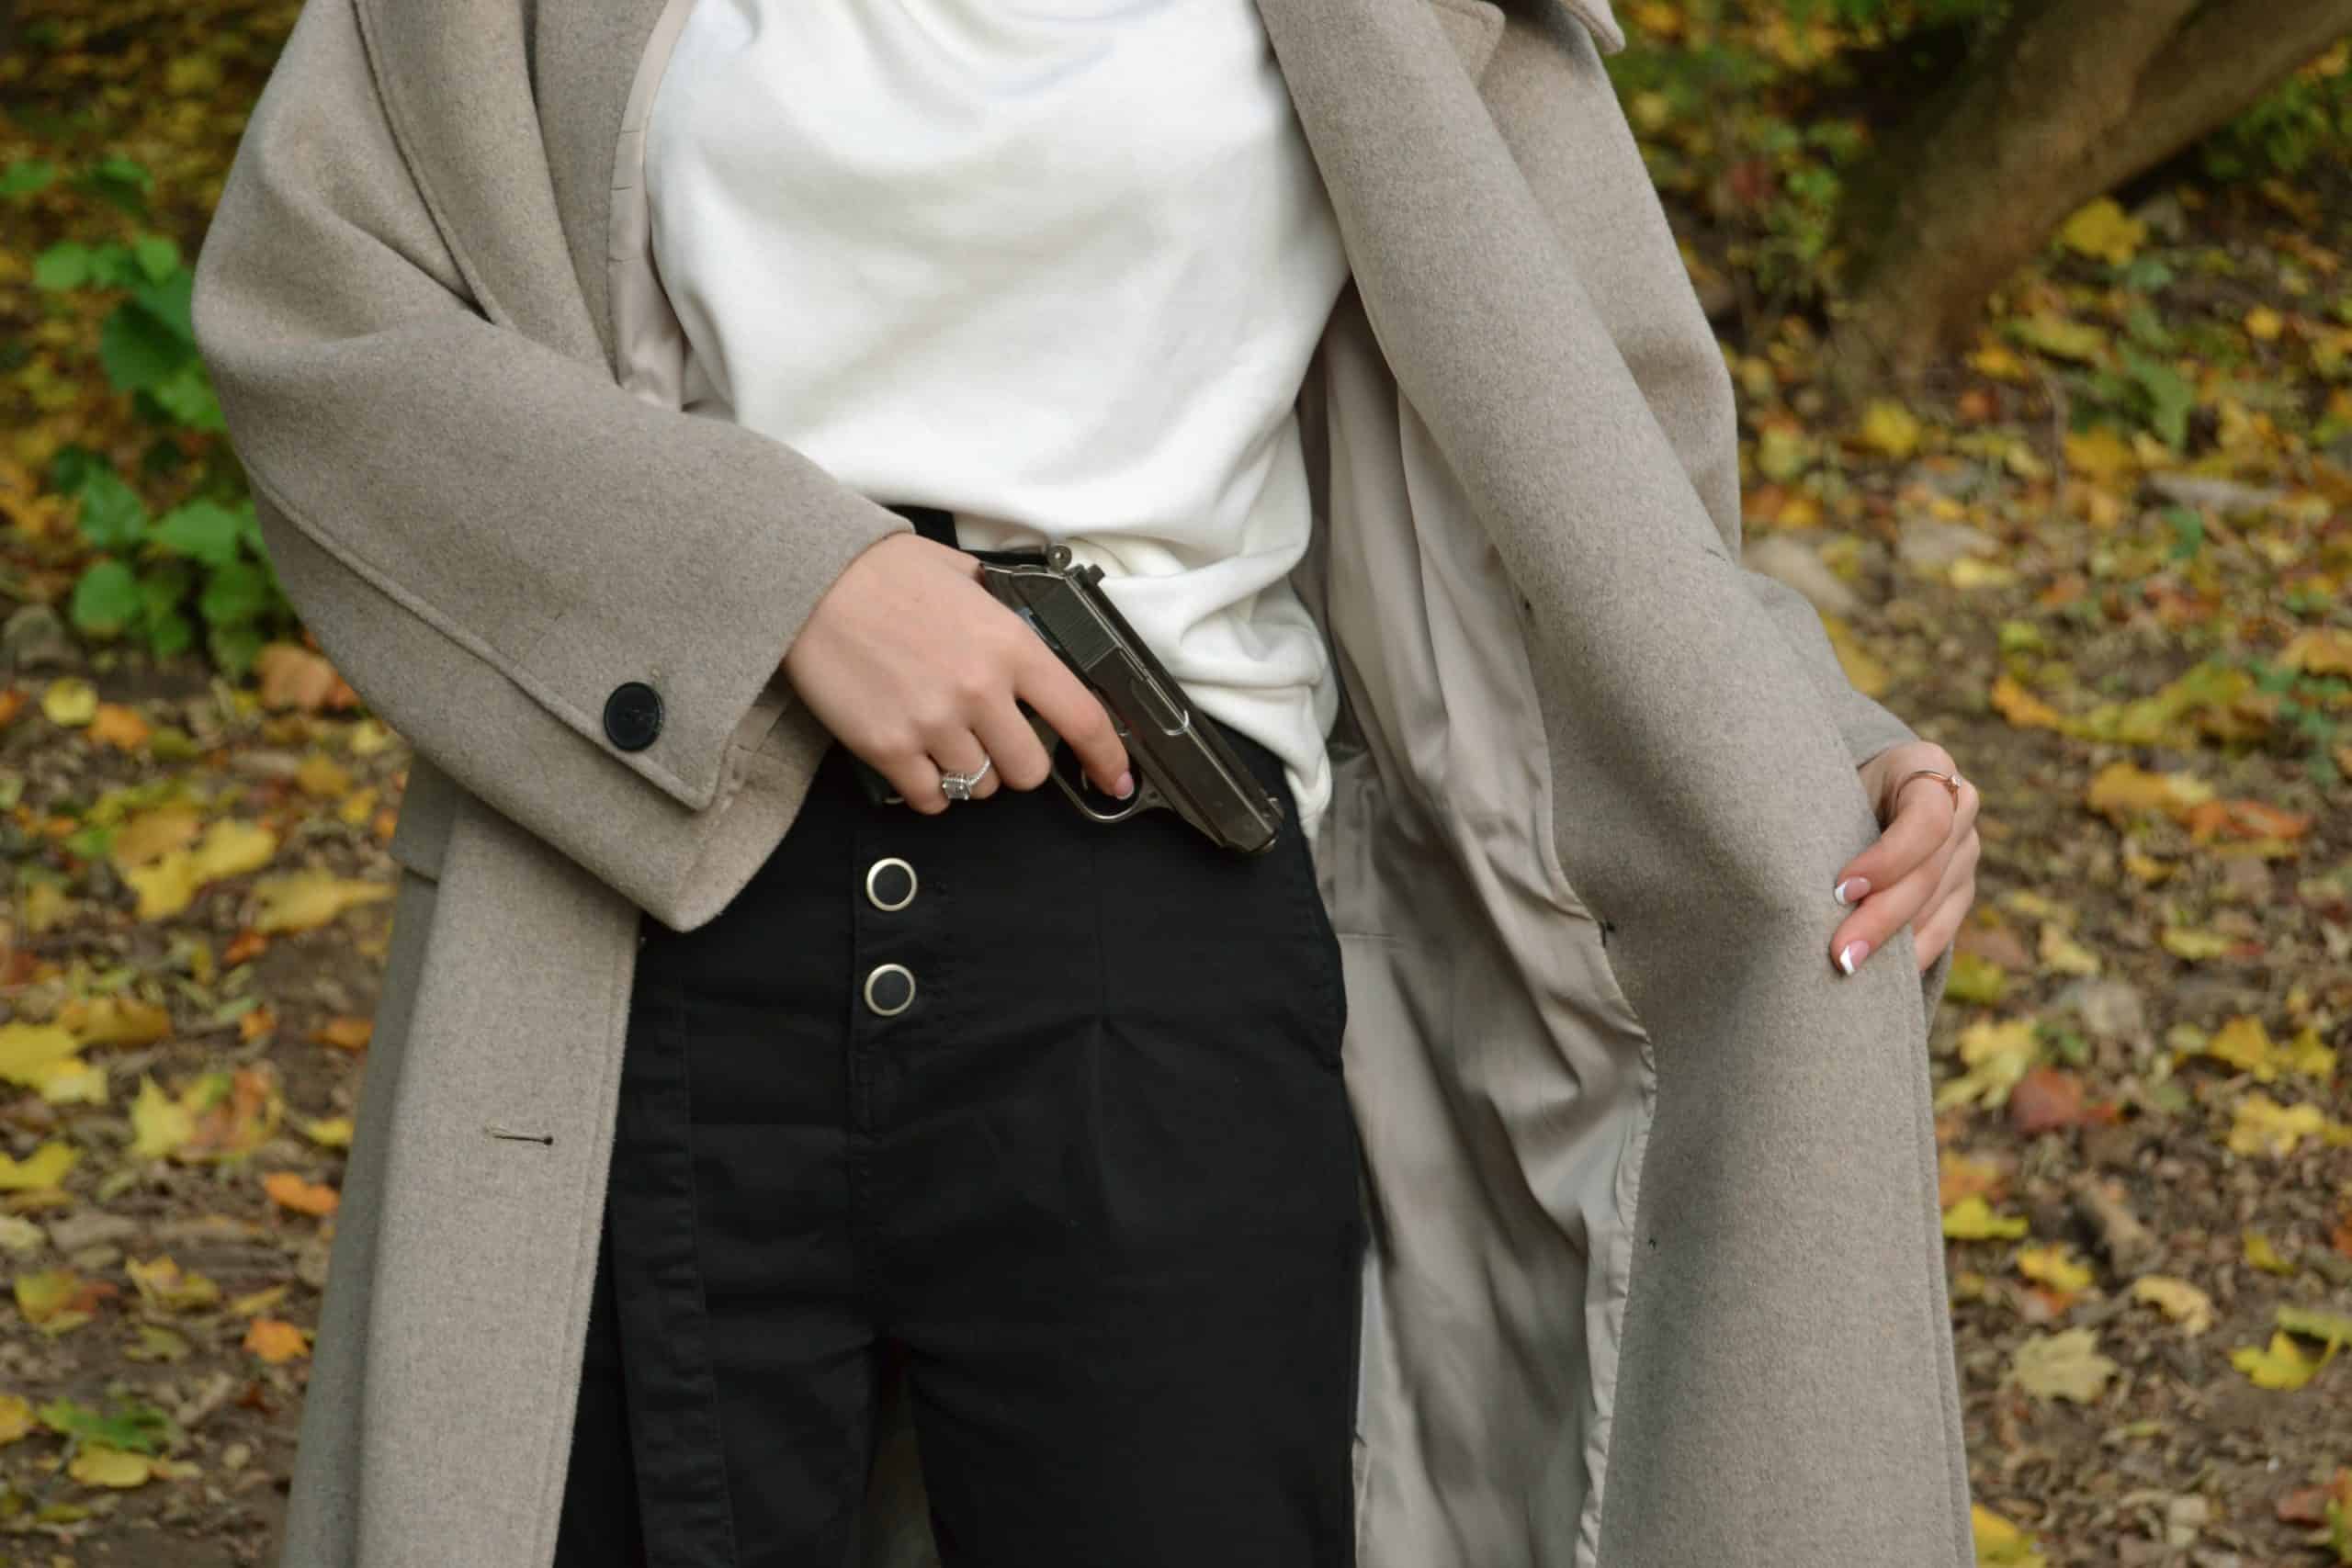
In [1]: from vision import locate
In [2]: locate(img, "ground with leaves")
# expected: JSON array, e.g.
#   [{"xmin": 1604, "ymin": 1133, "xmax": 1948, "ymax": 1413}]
[{"xmin": 2, "ymin": 4, "xmax": 2350, "ymax": 1567}]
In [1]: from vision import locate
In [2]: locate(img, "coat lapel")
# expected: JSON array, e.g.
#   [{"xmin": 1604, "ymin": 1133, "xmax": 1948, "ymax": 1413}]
[{"xmin": 348, "ymin": 0, "xmax": 605, "ymax": 366}]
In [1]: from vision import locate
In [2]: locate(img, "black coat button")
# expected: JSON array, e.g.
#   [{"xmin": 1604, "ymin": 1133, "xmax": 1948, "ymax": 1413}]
[{"xmin": 602, "ymin": 681, "xmax": 664, "ymax": 752}]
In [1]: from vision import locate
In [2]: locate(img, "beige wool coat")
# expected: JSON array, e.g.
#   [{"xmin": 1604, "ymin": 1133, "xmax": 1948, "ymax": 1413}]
[{"xmin": 190, "ymin": 0, "xmax": 1971, "ymax": 1562}]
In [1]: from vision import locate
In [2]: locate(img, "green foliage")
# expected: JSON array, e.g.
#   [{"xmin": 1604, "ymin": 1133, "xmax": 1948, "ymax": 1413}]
[
  {"xmin": 37, "ymin": 1394, "xmax": 178, "ymax": 1455},
  {"xmin": 2202, "ymin": 45, "xmax": 2352, "ymax": 179},
  {"xmin": 34, "ymin": 232, "xmax": 222, "ymax": 433},
  {"xmin": 52, "ymin": 446, "xmax": 289, "ymax": 678},
  {"xmin": 30, "ymin": 205, "xmax": 290, "ymax": 678}
]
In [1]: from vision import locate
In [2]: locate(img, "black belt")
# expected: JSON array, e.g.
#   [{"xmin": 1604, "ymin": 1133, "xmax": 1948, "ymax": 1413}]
[{"xmin": 887, "ymin": 502, "xmax": 958, "ymax": 548}]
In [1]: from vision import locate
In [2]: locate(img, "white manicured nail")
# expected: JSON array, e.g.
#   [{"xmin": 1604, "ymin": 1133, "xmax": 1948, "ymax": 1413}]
[
  {"xmin": 1833, "ymin": 877, "xmax": 1869, "ymax": 906},
  {"xmin": 1837, "ymin": 941, "xmax": 1870, "ymax": 975}
]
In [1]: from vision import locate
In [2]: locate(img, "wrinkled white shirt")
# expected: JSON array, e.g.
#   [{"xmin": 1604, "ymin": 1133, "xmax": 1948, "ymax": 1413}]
[{"xmin": 644, "ymin": 0, "xmax": 1351, "ymax": 838}]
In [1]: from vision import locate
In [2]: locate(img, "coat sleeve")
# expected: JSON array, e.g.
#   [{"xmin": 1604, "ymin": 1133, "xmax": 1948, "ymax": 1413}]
[
  {"xmin": 189, "ymin": 0, "xmax": 910, "ymax": 929},
  {"xmin": 1501, "ymin": 2, "xmax": 1921, "ymax": 773}
]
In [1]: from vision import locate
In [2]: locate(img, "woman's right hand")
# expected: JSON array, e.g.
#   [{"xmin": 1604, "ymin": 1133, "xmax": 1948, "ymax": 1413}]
[{"xmin": 781, "ymin": 532, "xmax": 1134, "ymax": 814}]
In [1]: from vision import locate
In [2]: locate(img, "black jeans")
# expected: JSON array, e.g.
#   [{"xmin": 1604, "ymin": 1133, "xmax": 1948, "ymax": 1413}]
[{"xmin": 552, "ymin": 686, "xmax": 1362, "ymax": 1566}]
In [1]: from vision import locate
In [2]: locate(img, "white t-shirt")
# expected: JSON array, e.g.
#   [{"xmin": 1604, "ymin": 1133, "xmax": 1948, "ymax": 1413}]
[{"xmin": 643, "ymin": 0, "xmax": 1351, "ymax": 839}]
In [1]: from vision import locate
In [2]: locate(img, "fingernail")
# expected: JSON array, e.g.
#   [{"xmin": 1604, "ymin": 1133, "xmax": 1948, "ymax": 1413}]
[
  {"xmin": 1837, "ymin": 940, "xmax": 1870, "ymax": 976},
  {"xmin": 1833, "ymin": 876, "xmax": 1870, "ymax": 906},
  {"xmin": 1115, "ymin": 771, "xmax": 1135, "ymax": 799}
]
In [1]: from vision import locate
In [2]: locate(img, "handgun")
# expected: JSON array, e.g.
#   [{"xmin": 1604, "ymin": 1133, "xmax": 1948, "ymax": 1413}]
[{"xmin": 851, "ymin": 543, "xmax": 1287, "ymax": 855}]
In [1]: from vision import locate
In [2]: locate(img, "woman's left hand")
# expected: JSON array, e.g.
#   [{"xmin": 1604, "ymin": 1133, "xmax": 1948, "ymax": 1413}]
[{"xmin": 1829, "ymin": 741, "xmax": 1980, "ymax": 976}]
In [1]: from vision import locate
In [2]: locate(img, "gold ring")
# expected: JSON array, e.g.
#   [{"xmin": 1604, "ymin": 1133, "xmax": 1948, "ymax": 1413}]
[{"xmin": 1895, "ymin": 768, "xmax": 1962, "ymax": 808}]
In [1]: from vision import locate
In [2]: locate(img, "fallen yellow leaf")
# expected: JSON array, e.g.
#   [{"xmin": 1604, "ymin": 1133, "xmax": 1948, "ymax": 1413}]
[
  {"xmin": 70, "ymin": 1444, "xmax": 155, "ymax": 1488},
  {"xmin": 2064, "ymin": 426, "xmax": 2138, "ymax": 483},
  {"xmin": 40, "ymin": 677, "xmax": 96, "ymax": 728},
  {"xmin": 1859, "ymin": 399, "xmax": 1923, "ymax": 460},
  {"xmin": 0, "ymin": 1023, "xmax": 81, "ymax": 1087},
  {"xmin": 2279, "ymin": 626, "xmax": 2352, "ymax": 676},
  {"xmin": 0, "ymin": 1142, "xmax": 78, "ymax": 1192},
  {"xmin": 228, "ymin": 1283, "xmax": 288, "ymax": 1318},
  {"xmin": 1942, "ymin": 1195, "xmax": 2029, "ymax": 1240},
  {"xmin": 1973, "ymin": 1504, "xmax": 2050, "ymax": 1567},
  {"xmin": 30, "ymin": 1059, "xmax": 106, "ymax": 1107},
  {"xmin": 2130, "ymin": 1275, "xmax": 2213, "ymax": 1336},
  {"xmin": 2159, "ymin": 925, "xmax": 2234, "ymax": 962},
  {"xmin": 14, "ymin": 1267, "xmax": 108, "ymax": 1332},
  {"xmin": 188, "ymin": 818, "xmax": 278, "ymax": 883},
  {"xmin": 62, "ymin": 995, "xmax": 171, "ymax": 1049},
  {"xmin": 124, "ymin": 852, "xmax": 198, "ymax": 920},
  {"xmin": 2226, "ymin": 1094, "xmax": 2333, "ymax": 1158},
  {"xmin": 295, "ymin": 753, "xmax": 353, "ymax": 796},
  {"xmin": 2059, "ymin": 198, "xmax": 2146, "ymax": 265},
  {"xmin": 125, "ymin": 1257, "xmax": 221, "ymax": 1314},
  {"xmin": 129, "ymin": 1076, "xmax": 196, "ymax": 1161},
  {"xmin": 2017, "ymin": 1245, "xmax": 2095, "ymax": 1296},
  {"xmin": 1990, "ymin": 675, "xmax": 2064, "ymax": 730},
  {"xmin": 1968, "ymin": 344, "xmax": 2030, "ymax": 382},
  {"xmin": 2086, "ymin": 761, "xmax": 2212, "ymax": 823},
  {"xmin": 251, "ymin": 873, "xmax": 393, "ymax": 934},
  {"xmin": 2279, "ymin": 1304, "xmax": 2352, "ymax": 1351},
  {"xmin": 1948, "ymin": 557, "xmax": 2018, "ymax": 591},
  {"xmin": 108, "ymin": 807, "xmax": 200, "ymax": 871},
  {"xmin": 1934, "ymin": 1018, "xmax": 2041, "ymax": 1112},
  {"xmin": 2245, "ymin": 305, "xmax": 2287, "ymax": 343},
  {"xmin": 2037, "ymin": 923, "xmax": 2100, "ymax": 977},
  {"xmin": 2244, "ymin": 1230, "xmax": 2298, "ymax": 1276},
  {"xmin": 2231, "ymin": 1330, "xmax": 2330, "ymax": 1391},
  {"xmin": 244, "ymin": 1316, "xmax": 311, "ymax": 1363},
  {"xmin": 299, "ymin": 1116, "xmax": 354, "ymax": 1148},
  {"xmin": 2009, "ymin": 1326, "xmax": 2117, "ymax": 1403},
  {"xmin": 2180, "ymin": 1015, "xmax": 2336, "ymax": 1083}
]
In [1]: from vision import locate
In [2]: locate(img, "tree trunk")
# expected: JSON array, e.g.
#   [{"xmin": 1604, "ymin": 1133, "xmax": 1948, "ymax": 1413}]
[{"xmin": 1832, "ymin": 0, "xmax": 2352, "ymax": 385}]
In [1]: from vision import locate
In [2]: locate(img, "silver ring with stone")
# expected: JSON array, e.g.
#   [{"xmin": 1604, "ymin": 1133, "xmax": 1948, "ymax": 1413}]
[{"xmin": 938, "ymin": 756, "xmax": 992, "ymax": 802}]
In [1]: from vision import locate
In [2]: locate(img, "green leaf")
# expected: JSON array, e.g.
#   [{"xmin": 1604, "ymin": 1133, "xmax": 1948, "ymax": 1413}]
[
  {"xmin": 0, "ymin": 160, "xmax": 55, "ymax": 198},
  {"xmin": 138, "ymin": 559, "xmax": 193, "ymax": 615},
  {"xmin": 207, "ymin": 620, "xmax": 263, "ymax": 678},
  {"xmin": 74, "ymin": 155, "xmax": 153, "ymax": 218},
  {"xmin": 98, "ymin": 299, "xmax": 192, "ymax": 396},
  {"xmin": 36, "ymin": 1395, "xmax": 174, "ymax": 1454},
  {"xmin": 131, "ymin": 235, "xmax": 180, "ymax": 285},
  {"xmin": 32, "ymin": 242, "xmax": 93, "ymax": 292},
  {"xmin": 46, "ymin": 444, "xmax": 108, "ymax": 496},
  {"xmin": 68, "ymin": 561, "xmax": 142, "ymax": 637},
  {"xmin": 197, "ymin": 559, "xmax": 272, "ymax": 627},
  {"xmin": 2165, "ymin": 505, "xmax": 2205, "ymax": 561},
  {"xmin": 82, "ymin": 243, "xmax": 142, "ymax": 290},
  {"xmin": 72, "ymin": 469, "xmax": 149, "ymax": 552},
  {"xmin": 146, "ymin": 609, "xmax": 196, "ymax": 660},
  {"xmin": 152, "ymin": 501, "xmax": 246, "ymax": 567},
  {"xmin": 2123, "ymin": 349, "xmax": 2194, "ymax": 449},
  {"xmin": 126, "ymin": 270, "xmax": 196, "ymax": 347},
  {"xmin": 147, "ymin": 360, "xmax": 223, "ymax": 433}
]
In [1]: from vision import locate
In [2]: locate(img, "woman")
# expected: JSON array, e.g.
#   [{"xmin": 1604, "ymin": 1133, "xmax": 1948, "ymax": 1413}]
[{"xmin": 190, "ymin": 0, "xmax": 1982, "ymax": 1563}]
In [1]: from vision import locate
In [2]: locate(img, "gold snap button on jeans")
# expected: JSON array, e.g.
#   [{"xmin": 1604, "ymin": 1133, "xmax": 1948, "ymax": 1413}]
[
  {"xmin": 865, "ymin": 857, "xmax": 917, "ymax": 912},
  {"xmin": 864, "ymin": 963, "xmax": 916, "ymax": 1018}
]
